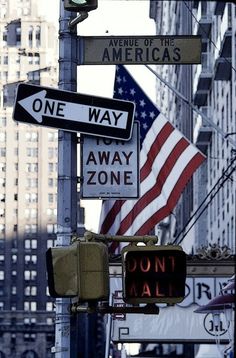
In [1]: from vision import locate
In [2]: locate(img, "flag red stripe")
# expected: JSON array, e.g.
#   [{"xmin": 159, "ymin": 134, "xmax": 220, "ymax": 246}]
[
  {"xmin": 109, "ymin": 241, "xmax": 119, "ymax": 253},
  {"xmin": 134, "ymin": 152, "xmax": 205, "ymax": 235},
  {"xmin": 116, "ymin": 138, "xmax": 189, "ymax": 235},
  {"xmin": 140, "ymin": 122, "xmax": 174, "ymax": 181},
  {"xmin": 100, "ymin": 200, "xmax": 124, "ymax": 234}
]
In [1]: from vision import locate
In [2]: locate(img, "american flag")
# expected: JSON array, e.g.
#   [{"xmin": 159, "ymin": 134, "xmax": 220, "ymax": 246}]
[{"xmin": 99, "ymin": 65, "xmax": 205, "ymax": 248}]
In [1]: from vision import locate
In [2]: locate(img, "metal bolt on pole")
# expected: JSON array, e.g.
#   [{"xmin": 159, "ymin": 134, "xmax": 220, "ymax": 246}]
[{"xmin": 54, "ymin": 1, "xmax": 78, "ymax": 356}]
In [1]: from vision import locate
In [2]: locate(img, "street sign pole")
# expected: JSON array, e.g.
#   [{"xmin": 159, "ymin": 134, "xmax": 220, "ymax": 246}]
[{"xmin": 54, "ymin": 2, "xmax": 78, "ymax": 357}]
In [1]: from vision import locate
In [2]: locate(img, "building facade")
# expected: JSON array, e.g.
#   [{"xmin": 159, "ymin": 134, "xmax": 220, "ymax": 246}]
[
  {"xmin": 146, "ymin": 1, "xmax": 235, "ymax": 356},
  {"xmin": 0, "ymin": 1, "xmax": 58, "ymax": 356},
  {"xmin": 150, "ymin": 0, "xmax": 236, "ymax": 255}
]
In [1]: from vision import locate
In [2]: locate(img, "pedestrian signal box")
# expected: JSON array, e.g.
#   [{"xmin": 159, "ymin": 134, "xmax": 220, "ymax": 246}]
[
  {"xmin": 122, "ymin": 245, "xmax": 187, "ymax": 304},
  {"xmin": 46, "ymin": 241, "xmax": 109, "ymax": 302}
]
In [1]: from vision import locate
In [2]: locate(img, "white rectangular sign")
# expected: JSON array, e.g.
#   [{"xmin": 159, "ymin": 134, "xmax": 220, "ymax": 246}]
[
  {"xmin": 13, "ymin": 83, "xmax": 135, "ymax": 141},
  {"xmin": 110, "ymin": 276, "xmax": 233, "ymax": 343},
  {"xmin": 81, "ymin": 122, "xmax": 140, "ymax": 199}
]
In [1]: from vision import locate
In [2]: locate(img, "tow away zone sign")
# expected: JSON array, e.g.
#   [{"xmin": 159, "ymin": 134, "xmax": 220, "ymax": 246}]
[{"xmin": 81, "ymin": 122, "xmax": 140, "ymax": 199}]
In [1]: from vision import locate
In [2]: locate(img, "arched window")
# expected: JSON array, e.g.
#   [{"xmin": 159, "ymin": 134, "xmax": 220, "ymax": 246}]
[{"xmin": 22, "ymin": 350, "xmax": 38, "ymax": 358}]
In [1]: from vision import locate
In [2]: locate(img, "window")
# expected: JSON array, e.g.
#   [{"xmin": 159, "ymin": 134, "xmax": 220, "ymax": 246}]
[
  {"xmin": 48, "ymin": 132, "xmax": 58, "ymax": 141},
  {"xmin": 46, "ymin": 302, "xmax": 54, "ymax": 311},
  {"xmin": 48, "ymin": 194, "xmax": 54, "ymax": 203},
  {"xmin": 0, "ymin": 117, "xmax": 6, "ymax": 126},
  {"xmin": 25, "ymin": 208, "xmax": 37, "ymax": 219},
  {"xmin": 25, "ymin": 255, "xmax": 37, "ymax": 265},
  {"xmin": 48, "ymin": 178, "xmax": 54, "ymax": 187},
  {"xmin": 28, "ymin": 53, "xmax": 33, "ymax": 65},
  {"xmin": 24, "ymin": 301, "xmax": 37, "ymax": 311},
  {"xmin": 34, "ymin": 53, "xmax": 40, "ymax": 65},
  {"xmin": 0, "ymin": 148, "xmax": 6, "ymax": 157},
  {"xmin": 47, "ymin": 224, "xmax": 57, "ymax": 234},
  {"xmin": 25, "ymin": 193, "xmax": 38, "ymax": 204},
  {"xmin": 26, "ymin": 163, "xmax": 38, "ymax": 172},
  {"xmin": 0, "ymin": 163, "xmax": 5, "ymax": 172},
  {"xmin": 47, "ymin": 318, "xmax": 53, "ymax": 325},
  {"xmin": 0, "ymin": 271, "xmax": 4, "ymax": 280},
  {"xmin": 24, "ymin": 317, "xmax": 37, "ymax": 325},
  {"xmin": 47, "ymin": 239, "xmax": 56, "ymax": 248},
  {"xmin": 23, "ymin": 333, "xmax": 36, "ymax": 342},
  {"xmin": 47, "ymin": 208, "xmax": 57, "ymax": 217},
  {"xmin": 2, "ymin": 30, "xmax": 7, "ymax": 45},
  {"xmin": 28, "ymin": 26, "xmax": 33, "ymax": 47},
  {"xmin": 26, "ymin": 178, "xmax": 38, "ymax": 188},
  {"xmin": 24, "ymin": 239, "xmax": 37, "ymax": 249},
  {"xmin": 25, "ymin": 286, "xmax": 37, "ymax": 296},
  {"xmin": 26, "ymin": 148, "xmax": 38, "ymax": 157},
  {"xmin": 0, "ymin": 208, "xmax": 5, "ymax": 218},
  {"xmin": 2, "ymin": 71, "xmax": 8, "ymax": 81},
  {"xmin": 0, "ymin": 224, "xmax": 5, "ymax": 234},
  {"xmin": 48, "ymin": 148, "xmax": 54, "ymax": 159},
  {"xmin": 48, "ymin": 163, "xmax": 54, "ymax": 173},
  {"xmin": 16, "ymin": 26, "xmax": 21, "ymax": 46},
  {"xmin": 35, "ymin": 26, "xmax": 41, "ymax": 47},
  {"xmin": 3, "ymin": 55, "xmax": 8, "ymax": 65},
  {"xmin": 0, "ymin": 132, "xmax": 6, "ymax": 142},
  {"xmin": 24, "ymin": 270, "xmax": 37, "ymax": 281},
  {"xmin": 0, "ymin": 178, "xmax": 5, "ymax": 187},
  {"xmin": 25, "ymin": 132, "xmax": 38, "ymax": 142}
]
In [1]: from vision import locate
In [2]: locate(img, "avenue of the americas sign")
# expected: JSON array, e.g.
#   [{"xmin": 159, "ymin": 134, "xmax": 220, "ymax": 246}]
[
  {"xmin": 77, "ymin": 35, "xmax": 202, "ymax": 65},
  {"xmin": 122, "ymin": 245, "xmax": 187, "ymax": 304},
  {"xmin": 13, "ymin": 83, "xmax": 135, "ymax": 141},
  {"xmin": 81, "ymin": 122, "xmax": 140, "ymax": 199}
]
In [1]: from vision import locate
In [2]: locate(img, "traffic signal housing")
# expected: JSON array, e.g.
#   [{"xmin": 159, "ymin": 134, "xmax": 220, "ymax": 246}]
[
  {"xmin": 64, "ymin": 0, "xmax": 98, "ymax": 12},
  {"xmin": 122, "ymin": 245, "xmax": 187, "ymax": 304},
  {"xmin": 46, "ymin": 241, "xmax": 109, "ymax": 302}
]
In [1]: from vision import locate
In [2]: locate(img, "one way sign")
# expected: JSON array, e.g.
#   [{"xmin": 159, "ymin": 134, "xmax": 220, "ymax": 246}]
[{"xmin": 13, "ymin": 83, "xmax": 135, "ymax": 141}]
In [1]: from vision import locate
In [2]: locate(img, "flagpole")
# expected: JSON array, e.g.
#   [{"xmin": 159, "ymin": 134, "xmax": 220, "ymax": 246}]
[{"xmin": 145, "ymin": 65, "xmax": 236, "ymax": 149}]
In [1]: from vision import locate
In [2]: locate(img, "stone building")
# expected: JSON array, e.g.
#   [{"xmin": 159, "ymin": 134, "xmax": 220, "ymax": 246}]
[{"xmin": 0, "ymin": 1, "xmax": 58, "ymax": 356}]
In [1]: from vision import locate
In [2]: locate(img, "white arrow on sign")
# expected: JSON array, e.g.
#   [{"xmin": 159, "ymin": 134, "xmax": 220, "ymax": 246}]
[{"xmin": 18, "ymin": 90, "xmax": 129, "ymax": 129}]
